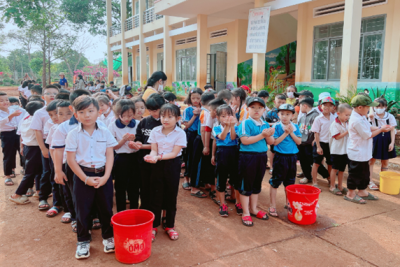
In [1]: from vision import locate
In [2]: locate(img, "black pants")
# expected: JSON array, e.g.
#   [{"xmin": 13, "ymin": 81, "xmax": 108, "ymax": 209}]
[
  {"xmin": 149, "ymin": 157, "xmax": 181, "ymax": 229},
  {"xmin": 140, "ymin": 159, "xmax": 154, "ymax": 211},
  {"xmin": 74, "ymin": 167, "xmax": 114, "ymax": 242},
  {"xmin": 113, "ymin": 153, "xmax": 141, "ymax": 211},
  {"xmin": 189, "ymin": 135, "xmax": 204, "ymax": 188},
  {"xmin": 184, "ymin": 131, "xmax": 198, "ymax": 177},
  {"xmin": 39, "ymin": 142, "xmax": 52, "ymax": 201},
  {"xmin": 0, "ymin": 130, "xmax": 19, "ymax": 176},
  {"xmin": 216, "ymin": 146, "xmax": 239, "ymax": 192},
  {"xmin": 15, "ymin": 145, "xmax": 42, "ymax": 195},
  {"xmin": 64, "ymin": 163, "xmax": 76, "ymax": 220},
  {"xmin": 347, "ymin": 160, "xmax": 370, "ymax": 190},
  {"xmin": 48, "ymin": 153, "xmax": 63, "ymax": 207},
  {"xmin": 298, "ymin": 144, "xmax": 330, "ymax": 180},
  {"xmin": 200, "ymin": 139, "xmax": 215, "ymax": 185}
]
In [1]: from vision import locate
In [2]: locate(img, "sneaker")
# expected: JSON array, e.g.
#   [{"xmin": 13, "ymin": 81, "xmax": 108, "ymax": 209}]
[
  {"xmin": 103, "ymin": 237, "xmax": 115, "ymax": 253},
  {"xmin": 235, "ymin": 203, "xmax": 243, "ymax": 215},
  {"xmin": 75, "ymin": 241, "xmax": 90, "ymax": 259},
  {"xmin": 219, "ymin": 204, "xmax": 229, "ymax": 217}
]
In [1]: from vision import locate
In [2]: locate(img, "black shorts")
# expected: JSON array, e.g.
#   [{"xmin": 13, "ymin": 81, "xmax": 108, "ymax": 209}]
[
  {"xmin": 270, "ymin": 145, "xmax": 275, "ymax": 153},
  {"xmin": 215, "ymin": 146, "xmax": 239, "ymax": 192},
  {"xmin": 313, "ymin": 142, "xmax": 332, "ymax": 165},
  {"xmin": 237, "ymin": 152, "xmax": 267, "ymax": 196},
  {"xmin": 347, "ymin": 160, "xmax": 370, "ymax": 190},
  {"xmin": 331, "ymin": 154, "xmax": 348, "ymax": 172},
  {"xmin": 269, "ymin": 153, "xmax": 297, "ymax": 188}
]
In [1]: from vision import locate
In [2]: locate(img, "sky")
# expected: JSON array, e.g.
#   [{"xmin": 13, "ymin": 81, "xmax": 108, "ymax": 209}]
[{"xmin": 1, "ymin": 22, "xmax": 108, "ymax": 64}]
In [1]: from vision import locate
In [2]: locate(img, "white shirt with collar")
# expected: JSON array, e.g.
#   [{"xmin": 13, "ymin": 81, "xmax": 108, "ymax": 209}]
[
  {"xmin": 43, "ymin": 118, "xmax": 55, "ymax": 139},
  {"xmin": 30, "ymin": 105, "xmax": 50, "ymax": 135},
  {"xmin": 148, "ymin": 125, "xmax": 187, "ymax": 156},
  {"xmin": 18, "ymin": 116, "xmax": 38, "ymax": 146},
  {"xmin": 99, "ymin": 110, "xmax": 115, "ymax": 129},
  {"xmin": 347, "ymin": 111, "xmax": 373, "ymax": 162},
  {"xmin": 45, "ymin": 124, "xmax": 59, "ymax": 146},
  {"xmin": 311, "ymin": 113, "xmax": 335, "ymax": 143},
  {"xmin": 108, "ymin": 119, "xmax": 140, "ymax": 154},
  {"xmin": 0, "ymin": 107, "xmax": 25, "ymax": 132},
  {"xmin": 65, "ymin": 123, "xmax": 118, "ymax": 168},
  {"xmin": 329, "ymin": 118, "xmax": 348, "ymax": 155}
]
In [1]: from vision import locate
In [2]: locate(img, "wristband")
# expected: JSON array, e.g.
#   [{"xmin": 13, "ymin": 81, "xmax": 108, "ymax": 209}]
[{"xmin": 85, "ymin": 176, "xmax": 89, "ymax": 185}]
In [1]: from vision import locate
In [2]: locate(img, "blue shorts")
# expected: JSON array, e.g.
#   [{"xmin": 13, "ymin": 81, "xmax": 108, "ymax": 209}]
[
  {"xmin": 237, "ymin": 152, "xmax": 267, "ymax": 196},
  {"xmin": 270, "ymin": 153, "xmax": 297, "ymax": 188}
]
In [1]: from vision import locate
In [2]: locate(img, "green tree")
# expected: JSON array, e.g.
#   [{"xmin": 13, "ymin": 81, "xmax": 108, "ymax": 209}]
[
  {"xmin": 276, "ymin": 42, "xmax": 297, "ymax": 76},
  {"xmin": 0, "ymin": 56, "xmax": 10, "ymax": 73},
  {"xmin": 29, "ymin": 58, "xmax": 43, "ymax": 75}
]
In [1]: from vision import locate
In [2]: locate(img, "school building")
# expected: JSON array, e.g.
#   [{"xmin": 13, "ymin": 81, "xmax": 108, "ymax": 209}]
[{"xmin": 106, "ymin": 0, "xmax": 400, "ymax": 100}]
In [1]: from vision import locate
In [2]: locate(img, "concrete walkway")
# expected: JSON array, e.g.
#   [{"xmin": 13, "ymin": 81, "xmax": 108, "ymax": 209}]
[{"xmin": 0, "ymin": 154, "xmax": 399, "ymax": 266}]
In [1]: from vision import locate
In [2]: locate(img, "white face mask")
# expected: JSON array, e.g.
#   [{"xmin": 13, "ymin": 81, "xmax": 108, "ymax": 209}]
[
  {"xmin": 287, "ymin": 92, "xmax": 295, "ymax": 98},
  {"xmin": 375, "ymin": 108, "xmax": 385, "ymax": 115},
  {"xmin": 158, "ymin": 84, "xmax": 164, "ymax": 92}
]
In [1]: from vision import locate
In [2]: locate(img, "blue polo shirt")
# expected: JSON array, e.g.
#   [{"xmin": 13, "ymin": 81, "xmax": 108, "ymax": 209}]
[
  {"xmin": 212, "ymin": 125, "xmax": 238, "ymax": 147},
  {"xmin": 273, "ymin": 122, "xmax": 301, "ymax": 154},
  {"xmin": 183, "ymin": 106, "xmax": 200, "ymax": 132},
  {"xmin": 237, "ymin": 117, "xmax": 270, "ymax": 153},
  {"xmin": 59, "ymin": 77, "xmax": 67, "ymax": 86}
]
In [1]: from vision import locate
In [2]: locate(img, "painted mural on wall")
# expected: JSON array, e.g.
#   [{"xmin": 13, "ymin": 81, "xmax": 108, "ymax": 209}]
[
  {"xmin": 237, "ymin": 41, "xmax": 296, "ymax": 87},
  {"xmin": 172, "ymin": 81, "xmax": 197, "ymax": 95}
]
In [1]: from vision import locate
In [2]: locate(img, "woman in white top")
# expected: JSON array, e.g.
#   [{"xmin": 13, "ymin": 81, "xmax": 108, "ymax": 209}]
[{"xmin": 76, "ymin": 75, "xmax": 86, "ymax": 90}]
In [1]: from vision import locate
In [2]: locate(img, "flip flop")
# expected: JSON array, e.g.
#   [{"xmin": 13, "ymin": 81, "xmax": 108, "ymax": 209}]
[
  {"xmin": 9, "ymin": 195, "xmax": 31, "ymax": 205},
  {"xmin": 182, "ymin": 182, "xmax": 191, "ymax": 190},
  {"xmin": 38, "ymin": 200, "xmax": 50, "ymax": 210},
  {"xmin": 268, "ymin": 207, "xmax": 278, "ymax": 217},
  {"xmin": 46, "ymin": 206, "xmax": 62, "ymax": 218},
  {"xmin": 250, "ymin": 210, "xmax": 269, "ymax": 220},
  {"xmin": 368, "ymin": 182, "xmax": 379, "ymax": 191},
  {"xmin": 299, "ymin": 178, "xmax": 310, "ymax": 184},
  {"xmin": 329, "ymin": 188, "xmax": 343, "ymax": 196},
  {"xmin": 4, "ymin": 178, "xmax": 14, "ymax": 186},
  {"xmin": 61, "ymin": 212, "xmax": 72, "ymax": 223},
  {"xmin": 25, "ymin": 188, "xmax": 34, "ymax": 197},
  {"xmin": 360, "ymin": 192, "xmax": 379, "ymax": 200},
  {"xmin": 241, "ymin": 216, "xmax": 254, "ymax": 227},
  {"xmin": 343, "ymin": 195, "xmax": 366, "ymax": 204},
  {"xmin": 341, "ymin": 188, "xmax": 348, "ymax": 195},
  {"xmin": 190, "ymin": 191, "xmax": 207, "ymax": 198},
  {"xmin": 71, "ymin": 221, "xmax": 77, "ymax": 233}
]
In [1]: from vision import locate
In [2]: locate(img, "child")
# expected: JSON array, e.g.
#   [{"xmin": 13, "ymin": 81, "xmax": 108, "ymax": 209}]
[
  {"xmin": 9, "ymin": 97, "xmax": 26, "ymax": 173},
  {"xmin": 310, "ymin": 96, "xmax": 335, "ymax": 189},
  {"xmin": 30, "ymin": 85, "xmax": 59, "ymax": 209},
  {"xmin": 294, "ymin": 90, "xmax": 315, "ymax": 122},
  {"xmin": 65, "ymin": 96, "xmax": 117, "ymax": 259},
  {"xmin": 164, "ymin": 92, "xmax": 178, "ymax": 105},
  {"xmin": 0, "ymin": 92, "xmax": 24, "ymax": 186},
  {"xmin": 285, "ymin": 85, "xmax": 297, "ymax": 106},
  {"xmin": 345, "ymin": 95, "xmax": 392, "ymax": 204},
  {"xmin": 217, "ymin": 89, "xmax": 232, "ymax": 104},
  {"xmin": 231, "ymin": 88, "xmax": 247, "ymax": 122},
  {"xmin": 369, "ymin": 97, "xmax": 398, "ymax": 190},
  {"xmin": 258, "ymin": 91, "xmax": 270, "ymax": 122},
  {"xmin": 189, "ymin": 92, "xmax": 215, "ymax": 198},
  {"xmin": 87, "ymin": 81, "xmax": 96, "ymax": 93},
  {"xmin": 96, "ymin": 95, "xmax": 114, "ymax": 126},
  {"xmin": 30, "ymin": 85, "xmax": 42, "ymax": 96},
  {"xmin": 329, "ymin": 103, "xmax": 352, "ymax": 195},
  {"xmin": 265, "ymin": 94, "xmax": 287, "ymax": 174},
  {"xmin": 9, "ymin": 101, "xmax": 44, "ymax": 204},
  {"xmin": 297, "ymin": 97, "xmax": 320, "ymax": 184},
  {"xmin": 237, "ymin": 97, "xmax": 275, "ymax": 226},
  {"xmin": 108, "ymin": 100, "xmax": 140, "ymax": 211},
  {"xmin": 145, "ymin": 104, "xmax": 187, "ymax": 241},
  {"xmin": 182, "ymin": 88, "xmax": 202, "ymax": 190},
  {"xmin": 269, "ymin": 104, "xmax": 301, "ymax": 217},
  {"xmin": 212, "ymin": 104, "xmax": 239, "ymax": 216},
  {"xmin": 132, "ymin": 97, "xmax": 146, "ymax": 121},
  {"xmin": 251, "ymin": 91, "xmax": 258, "ymax": 97},
  {"xmin": 132, "ymin": 94, "xmax": 165, "ymax": 210}
]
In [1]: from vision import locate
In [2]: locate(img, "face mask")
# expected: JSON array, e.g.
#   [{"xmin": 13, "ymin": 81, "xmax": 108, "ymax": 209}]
[
  {"xmin": 287, "ymin": 92, "xmax": 294, "ymax": 98},
  {"xmin": 158, "ymin": 84, "xmax": 164, "ymax": 92},
  {"xmin": 375, "ymin": 108, "xmax": 385, "ymax": 115}
]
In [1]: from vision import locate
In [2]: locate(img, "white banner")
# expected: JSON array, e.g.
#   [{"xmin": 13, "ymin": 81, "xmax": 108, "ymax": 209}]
[{"xmin": 246, "ymin": 6, "xmax": 271, "ymax": 54}]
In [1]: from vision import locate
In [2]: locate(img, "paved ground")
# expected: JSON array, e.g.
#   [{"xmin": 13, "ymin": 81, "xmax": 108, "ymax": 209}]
[{"xmin": 0, "ymin": 151, "xmax": 399, "ymax": 267}]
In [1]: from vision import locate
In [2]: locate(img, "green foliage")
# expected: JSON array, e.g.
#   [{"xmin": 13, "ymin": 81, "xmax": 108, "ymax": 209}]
[
  {"xmin": 370, "ymin": 86, "xmax": 387, "ymax": 99},
  {"xmin": 29, "ymin": 58, "xmax": 43, "ymax": 75},
  {"xmin": 276, "ymin": 42, "xmax": 297, "ymax": 75},
  {"xmin": 261, "ymin": 70, "xmax": 289, "ymax": 109},
  {"xmin": 164, "ymin": 86, "xmax": 174, "ymax": 93},
  {"xmin": 237, "ymin": 62, "xmax": 252, "ymax": 86},
  {"xmin": 335, "ymin": 85, "xmax": 358, "ymax": 105},
  {"xmin": 0, "ymin": 56, "xmax": 10, "ymax": 73}
]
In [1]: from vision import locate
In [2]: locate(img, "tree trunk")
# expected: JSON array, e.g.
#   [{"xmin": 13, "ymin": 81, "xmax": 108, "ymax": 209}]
[
  {"xmin": 285, "ymin": 45, "xmax": 290, "ymax": 76},
  {"xmin": 42, "ymin": 30, "xmax": 47, "ymax": 87}
]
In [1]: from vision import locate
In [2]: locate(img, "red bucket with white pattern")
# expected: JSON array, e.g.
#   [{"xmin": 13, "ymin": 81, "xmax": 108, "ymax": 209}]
[{"xmin": 286, "ymin": 184, "xmax": 320, "ymax": 225}]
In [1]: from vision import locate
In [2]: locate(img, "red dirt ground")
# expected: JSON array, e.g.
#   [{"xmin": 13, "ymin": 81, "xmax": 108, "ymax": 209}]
[{"xmin": 0, "ymin": 86, "xmax": 19, "ymax": 97}]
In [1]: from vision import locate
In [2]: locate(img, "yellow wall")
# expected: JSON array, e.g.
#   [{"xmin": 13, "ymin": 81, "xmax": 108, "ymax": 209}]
[{"xmin": 297, "ymin": 0, "xmax": 399, "ymax": 83}]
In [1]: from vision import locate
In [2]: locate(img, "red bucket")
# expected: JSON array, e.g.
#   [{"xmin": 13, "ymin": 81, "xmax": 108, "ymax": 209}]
[
  {"xmin": 285, "ymin": 184, "xmax": 320, "ymax": 225},
  {"xmin": 111, "ymin": 209, "xmax": 155, "ymax": 264}
]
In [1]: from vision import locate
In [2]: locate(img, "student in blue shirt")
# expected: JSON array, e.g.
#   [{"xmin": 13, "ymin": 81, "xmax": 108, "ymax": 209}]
[
  {"xmin": 269, "ymin": 104, "xmax": 302, "ymax": 217},
  {"xmin": 212, "ymin": 104, "xmax": 239, "ymax": 217},
  {"xmin": 237, "ymin": 97, "xmax": 275, "ymax": 227}
]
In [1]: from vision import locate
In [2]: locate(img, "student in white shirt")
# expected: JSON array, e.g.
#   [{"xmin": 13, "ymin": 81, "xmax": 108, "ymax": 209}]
[
  {"xmin": 9, "ymin": 101, "xmax": 44, "ymax": 205},
  {"xmin": 108, "ymin": 100, "xmax": 140, "ymax": 211},
  {"xmin": 95, "ymin": 95, "xmax": 114, "ymax": 126},
  {"xmin": 345, "ymin": 95, "xmax": 392, "ymax": 204},
  {"xmin": 65, "ymin": 96, "xmax": 117, "ymax": 259},
  {"xmin": 145, "ymin": 104, "xmax": 187, "ymax": 242},
  {"xmin": 0, "ymin": 91, "xmax": 24, "ymax": 185}
]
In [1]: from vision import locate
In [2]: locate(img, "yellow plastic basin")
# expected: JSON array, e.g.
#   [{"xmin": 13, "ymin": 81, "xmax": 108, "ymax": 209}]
[{"xmin": 379, "ymin": 171, "xmax": 400, "ymax": 195}]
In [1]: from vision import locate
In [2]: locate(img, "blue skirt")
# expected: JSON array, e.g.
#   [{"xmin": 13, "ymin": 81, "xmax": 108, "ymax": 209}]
[{"xmin": 372, "ymin": 132, "xmax": 397, "ymax": 160}]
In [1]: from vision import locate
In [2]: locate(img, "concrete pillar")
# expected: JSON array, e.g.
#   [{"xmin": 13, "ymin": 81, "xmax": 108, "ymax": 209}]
[
  {"xmin": 139, "ymin": 0, "xmax": 147, "ymax": 85},
  {"xmin": 148, "ymin": 43, "xmax": 153, "ymax": 76},
  {"xmin": 389, "ymin": 0, "xmax": 400, "ymax": 83},
  {"xmin": 163, "ymin": 16, "xmax": 173, "ymax": 87},
  {"xmin": 131, "ymin": 49, "xmax": 136, "ymax": 82},
  {"xmin": 251, "ymin": 0, "xmax": 266, "ymax": 90},
  {"xmin": 295, "ymin": 3, "xmax": 307, "ymax": 84},
  {"xmin": 196, "ymin": 14, "xmax": 208, "ymax": 89},
  {"xmin": 121, "ymin": 0, "xmax": 129, "ymax": 85},
  {"xmin": 106, "ymin": 0, "xmax": 113, "ymax": 83},
  {"xmin": 339, "ymin": 0, "xmax": 363, "ymax": 95},
  {"xmin": 227, "ymin": 19, "xmax": 239, "ymax": 85}
]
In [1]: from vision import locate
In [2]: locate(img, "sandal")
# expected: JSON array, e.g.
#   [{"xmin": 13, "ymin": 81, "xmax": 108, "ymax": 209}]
[
  {"xmin": 38, "ymin": 200, "xmax": 50, "ymax": 210},
  {"xmin": 71, "ymin": 221, "xmax": 77, "ymax": 233},
  {"xmin": 235, "ymin": 203, "xmax": 243, "ymax": 215},
  {"xmin": 368, "ymin": 182, "xmax": 379, "ymax": 191},
  {"xmin": 181, "ymin": 163, "xmax": 185, "ymax": 168},
  {"xmin": 341, "ymin": 188, "xmax": 348, "ymax": 195},
  {"xmin": 266, "ymin": 164, "xmax": 270, "ymax": 170},
  {"xmin": 329, "ymin": 188, "xmax": 343, "ymax": 196},
  {"xmin": 32, "ymin": 192, "xmax": 39, "ymax": 199},
  {"xmin": 190, "ymin": 191, "xmax": 207, "ymax": 198},
  {"xmin": 268, "ymin": 207, "xmax": 278, "ymax": 217},
  {"xmin": 25, "ymin": 188, "xmax": 34, "ymax": 197},
  {"xmin": 360, "ymin": 192, "xmax": 379, "ymax": 200},
  {"xmin": 92, "ymin": 219, "xmax": 101, "ymax": 230},
  {"xmin": 4, "ymin": 178, "xmax": 14, "ymax": 186},
  {"xmin": 165, "ymin": 228, "xmax": 179, "ymax": 241},
  {"xmin": 343, "ymin": 195, "xmax": 366, "ymax": 204},
  {"xmin": 297, "ymin": 172, "xmax": 305, "ymax": 178},
  {"xmin": 162, "ymin": 217, "xmax": 167, "ymax": 230},
  {"xmin": 250, "ymin": 210, "xmax": 269, "ymax": 220},
  {"xmin": 241, "ymin": 216, "xmax": 253, "ymax": 227},
  {"xmin": 9, "ymin": 195, "xmax": 31, "ymax": 205},
  {"xmin": 225, "ymin": 195, "xmax": 236, "ymax": 204},
  {"xmin": 152, "ymin": 228, "xmax": 157, "ymax": 242},
  {"xmin": 299, "ymin": 178, "xmax": 310, "ymax": 184},
  {"xmin": 61, "ymin": 212, "xmax": 72, "ymax": 223},
  {"xmin": 313, "ymin": 184, "xmax": 321, "ymax": 190},
  {"xmin": 46, "ymin": 206, "xmax": 62, "ymax": 218},
  {"xmin": 182, "ymin": 182, "xmax": 191, "ymax": 190}
]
